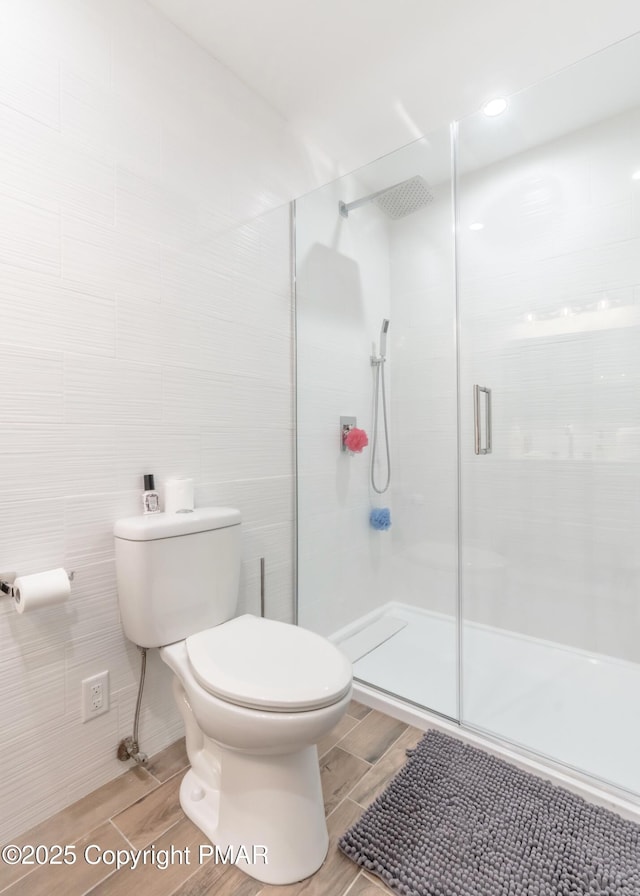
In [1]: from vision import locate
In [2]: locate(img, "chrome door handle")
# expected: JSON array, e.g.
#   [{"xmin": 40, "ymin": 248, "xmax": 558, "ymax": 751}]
[{"xmin": 474, "ymin": 385, "xmax": 492, "ymax": 455}]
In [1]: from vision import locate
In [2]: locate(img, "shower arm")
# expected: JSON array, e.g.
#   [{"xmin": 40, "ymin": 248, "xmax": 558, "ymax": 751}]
[{"xmin": 339, "ymin": 180, "xmax": 408, "ymax": 218}]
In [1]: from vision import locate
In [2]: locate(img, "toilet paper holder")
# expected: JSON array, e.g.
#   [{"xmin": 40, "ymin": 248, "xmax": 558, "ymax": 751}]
[{"xmin": 0, "ymin": 569, "xmax": 74, "ymax": 598}]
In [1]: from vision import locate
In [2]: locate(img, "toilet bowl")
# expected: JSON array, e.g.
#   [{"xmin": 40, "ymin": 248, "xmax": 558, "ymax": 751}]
[
  {"xmin": 161, "ymin": 615, "xmax": 352, "ymax": 884},
  {"xmin": 160, "ymin": 616, "xmax": 351, "ymax": 884},
  {"xmin": 114, "ymin": 508, "xmax": 353, "ymax": 885}
]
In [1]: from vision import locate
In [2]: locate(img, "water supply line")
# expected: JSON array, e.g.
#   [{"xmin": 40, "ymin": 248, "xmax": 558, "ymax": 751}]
[
  {"xmin": 117, "ymin": 645, "xmax": 149, "ymax": 766},
  {"xmin": 370, "ymin": 319, "xmax": 391, "ymax": 495}
]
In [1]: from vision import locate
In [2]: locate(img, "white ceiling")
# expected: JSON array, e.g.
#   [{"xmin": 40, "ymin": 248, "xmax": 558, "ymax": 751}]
[{"xmin": 145, "ymin": 0, "xmax": 640, "ymax": 176}]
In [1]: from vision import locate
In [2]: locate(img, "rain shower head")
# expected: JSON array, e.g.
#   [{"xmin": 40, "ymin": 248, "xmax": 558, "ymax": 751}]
[{"xmin": 339, "ymin": 175, "xmax": 433, "ymax": 220}]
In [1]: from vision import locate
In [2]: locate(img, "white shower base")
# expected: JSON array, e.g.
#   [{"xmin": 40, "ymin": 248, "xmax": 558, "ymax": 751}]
[{"xmin": 332, "ymin": 602, "xmax": 640, "ymax": 803}]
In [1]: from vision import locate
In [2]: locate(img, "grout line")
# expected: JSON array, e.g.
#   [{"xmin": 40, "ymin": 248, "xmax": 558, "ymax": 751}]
[
  {"xmin": 333, "ymin": 744, "xmax": 373, "ymax": 769},
  {"xmin": 158, "ymin": 766, "xmax": 189, "ymax": 786},
  {"xmin": 81, "ymin": 861, "xmax": 120, "ymax": 896},
  {"xmin": 321, "ymin": 722, "xmax": 411, "ymax": 819},
  {"xmin": 109, "ymin": 771, "xmax": 187, "ymax": 847},
  {"xmin": 341, "ymin": 721, "xmax": 409, "ymax": 769},
  {"xmin": 164, "ymin": 852, "xmax": 218, "ymax": 896},
  {"xmin": 326, "ymin": 793, "xmax": 358, "ymax": 822},
  {"xmin": 113, "ymin": 816, "xmax": 186, "ymax": 857},
  {"xmin": 320, "ymin": 716, "xmax": 365, "ymax": 759},
  {"xmin": 345, "ymin": 706, "xmax": 372, "ymax": 723},
  {"xmin": 364, "ymin": 723, "xmax": 412, "ymax": 764},
  {"xmin": 0, "ymin": 868, "xmax": 34, "ymax": 895},
  {"xmin": 143, "ymin": 760, "xmax": 189, "ymax": 785},
  {"xmin": 361, "ymin": 869, "xmax": 393, "ymax": 894},
  {"xmin": 341, "ymin": 875, "xmax": 364, "ymax": 896},
  {"xmin": 107, "ymin": 817, "xmax": 137, "ymax": 851},
  {"xmin": 108, "ymin": 764, "xmax": 186, "ymax": 831},
  {"xmin": 339, "ymin": 725, "xmax": 411, "ymax": 809}
]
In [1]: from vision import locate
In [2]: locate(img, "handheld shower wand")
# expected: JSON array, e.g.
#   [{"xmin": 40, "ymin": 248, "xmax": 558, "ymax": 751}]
[
  {"xmin": 379, "ymin": 318, "xmax": 390, "ymax": 359},
  {"xmin": 371, "ymin": 318, "xmax": 391, "ymax": 494}
]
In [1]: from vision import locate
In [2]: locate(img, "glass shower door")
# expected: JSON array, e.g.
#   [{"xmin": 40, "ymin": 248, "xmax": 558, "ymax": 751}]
[
  {"xmin": 457, "ymin": 33, "xmax": 640, "ymax": 796},
  {"xmin": 295, "ymin": 128, "xmax": 459, "ymax": 720}
]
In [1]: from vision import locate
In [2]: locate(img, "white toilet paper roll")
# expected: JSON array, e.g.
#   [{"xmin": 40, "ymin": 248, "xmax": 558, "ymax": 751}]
[
  {"xmin": 13, "ymin": 568, "xmax": 70, "ymax": 614},
  {"xmin": 164, "ymin": 478, "xmax": 195, "ymax": 514}
]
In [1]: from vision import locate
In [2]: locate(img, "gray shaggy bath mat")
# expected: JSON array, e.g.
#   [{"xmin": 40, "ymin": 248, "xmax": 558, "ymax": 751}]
[{"xmin": 339, "ymin": 729, "xmax": 640, "ymax": 895}]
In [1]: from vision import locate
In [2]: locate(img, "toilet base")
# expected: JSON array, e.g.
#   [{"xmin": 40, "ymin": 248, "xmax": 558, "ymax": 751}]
[
  {"xmin": 161, "ymin": 643, "xmax": 347, "ymax": 885},
  {"xmin": 179, "ymin": 747, "xmax": 329, "ymax": 885}
]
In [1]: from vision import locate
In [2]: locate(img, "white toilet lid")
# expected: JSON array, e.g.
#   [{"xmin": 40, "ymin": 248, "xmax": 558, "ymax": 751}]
[{"xmin": 185, "ymin": 615, "xmax": 353, "ymax": 712}]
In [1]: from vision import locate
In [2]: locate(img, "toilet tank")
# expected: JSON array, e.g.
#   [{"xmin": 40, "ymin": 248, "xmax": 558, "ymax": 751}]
[{"xmin": 114, "ymin": 507, "xmax": 242, "ymax": 648}]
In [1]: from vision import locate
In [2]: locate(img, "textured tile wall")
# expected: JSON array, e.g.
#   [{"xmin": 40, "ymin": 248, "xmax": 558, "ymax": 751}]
[{"xmin": 0, "ymin": 0, "xmax": 311, "ymax": 842}]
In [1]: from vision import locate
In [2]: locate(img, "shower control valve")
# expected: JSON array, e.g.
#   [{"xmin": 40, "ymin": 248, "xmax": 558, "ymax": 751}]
[{"xmin": 340, "ymin": 416, "xmax": 357, "ymax": 452}]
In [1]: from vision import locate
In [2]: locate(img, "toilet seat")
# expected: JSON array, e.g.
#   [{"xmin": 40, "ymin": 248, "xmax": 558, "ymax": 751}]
[{"xmin": 185, "ymin": 614, "xmax": 352, "ymax": 712}]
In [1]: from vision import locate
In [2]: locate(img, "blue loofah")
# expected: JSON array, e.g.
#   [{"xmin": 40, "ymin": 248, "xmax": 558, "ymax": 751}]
[{"xmin": 370, "ymin": 507, "xmax": 391, "ymax": 530}]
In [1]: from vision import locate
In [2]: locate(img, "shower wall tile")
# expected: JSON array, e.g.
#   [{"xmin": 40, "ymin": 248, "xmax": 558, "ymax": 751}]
[
  {"xmin": 0, "ymin": 191, "xmax": 61, "ymax": 276},
  {"xmin": 0, "ymin": 0, "xmax": 314, "ymax": 846},
  {"xmin": 0, "ymin": 498, "xmax": 66, "ymax": 579},
  {"xmin": 196, "ymin": 315, "xmax": 291, "ymax": 381},
  {"xmin": 64, "ymin": 493, "xmax": 136, "ymax": 567},
  {"xmin": 60, "ymin": 561, "xmax": 122, "ymax": 644},
  {"xmin": 0, "ymin": 712, "xmax": 131, "ymax": 864},
  {"xmin": 0, "ymin": 425, "xmax": 119, "ymax": 501},
  {"xmin": 0, "ymin": 263, "xmax": 116, "ymax": 357},
  {"xmin": 160, "ymin": 248, "xmax": 233, "ymax": 313},
  {"xmin": 62, "ymin": 216, "xmax": 164, "ymax": 302},
  {"xmin": 117, "ymin": 295, "xmax": 205, "ymax": 369},
  {"xmin": 115, "ymin": 167, "xmax": 202, "ymax": 252},
  {"xmin": 0, "ymin": 105, "xmax": 55, "ymax": 205},
  {"xmin": 65, "ymin": 631, "xmax": 133, "ymax": 701},
  {"xmin": 0, "ymin": 347, "xmax": 64, "ymax": 424},
  {"xmin": 200, "ymin": 475, "xmax": 294, "ymax": 529},
  {"xmin": 0, "ymin": 644, "xmax": 67, "ymax": 741},
  {"xmin": 64, "ymin": 356, "xmax": 163, "ymax": 425},
  {"xmin": 114, "ymin": 426, "xmax": 202, "ymax": 492},
  {"xmin": 200, "ymin": 426, "xmax": 292, "ymax": 481},
  {"xmin": 0, "ymin": 32, "xmax": 60, "ymax": 129},
  {"xmin": 60, "ymin": 71, "xmax": 117, "ymax": 164}
]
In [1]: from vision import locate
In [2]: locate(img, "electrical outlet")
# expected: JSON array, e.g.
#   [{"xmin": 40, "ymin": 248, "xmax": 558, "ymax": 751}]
[{"xmin": 82, "ymin": 671, "xmax": 110, "ymax": 722}]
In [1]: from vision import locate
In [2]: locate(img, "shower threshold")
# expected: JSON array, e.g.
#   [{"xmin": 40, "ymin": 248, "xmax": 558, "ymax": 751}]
[{"xmin": 331, "ymin": 602, "xmax": 640, "ymax": 819}]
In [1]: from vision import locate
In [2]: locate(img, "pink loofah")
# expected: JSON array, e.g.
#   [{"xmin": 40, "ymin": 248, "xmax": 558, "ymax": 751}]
[{"xmin": 344, "ymin": 427, "xmax": 369, "ymax": 453}]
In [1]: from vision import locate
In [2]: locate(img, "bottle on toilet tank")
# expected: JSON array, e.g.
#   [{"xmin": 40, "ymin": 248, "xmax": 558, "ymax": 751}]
[{"xmin": 142, "ymin": 474, "xmax": 160, "ymax": 514}]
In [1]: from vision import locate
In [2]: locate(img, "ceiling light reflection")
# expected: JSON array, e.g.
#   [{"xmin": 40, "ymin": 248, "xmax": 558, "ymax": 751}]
[{"xmin": 482, "ymin": 97, "xmax": 508, "ymax": 117}]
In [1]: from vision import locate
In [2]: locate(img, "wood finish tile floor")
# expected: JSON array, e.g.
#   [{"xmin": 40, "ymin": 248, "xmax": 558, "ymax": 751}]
[{"xmin": 0, "ymin": 702, "xmax": 423, "ymax": 896}]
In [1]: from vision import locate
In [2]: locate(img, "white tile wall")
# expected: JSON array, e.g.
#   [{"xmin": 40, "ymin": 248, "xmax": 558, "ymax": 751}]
[{"xmin": 0, "ymin": 0, "xmax": 315, "ymax": 843}]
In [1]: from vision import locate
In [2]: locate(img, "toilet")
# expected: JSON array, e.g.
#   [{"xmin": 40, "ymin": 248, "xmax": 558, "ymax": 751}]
[{"xmin": 114, "ymin": 507, "xmax": 352, "ymax": 885}]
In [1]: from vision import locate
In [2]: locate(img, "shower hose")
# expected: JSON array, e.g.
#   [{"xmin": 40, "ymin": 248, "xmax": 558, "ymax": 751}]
[{"xmin": 371, "ymin": 358, "xmax": 391, "ymax": 494}]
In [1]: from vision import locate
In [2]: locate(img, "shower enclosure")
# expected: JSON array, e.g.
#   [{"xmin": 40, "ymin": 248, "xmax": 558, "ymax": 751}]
[{"xmin": 295, "ymin": 31, "xmax": 640, "ymax": 802}]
